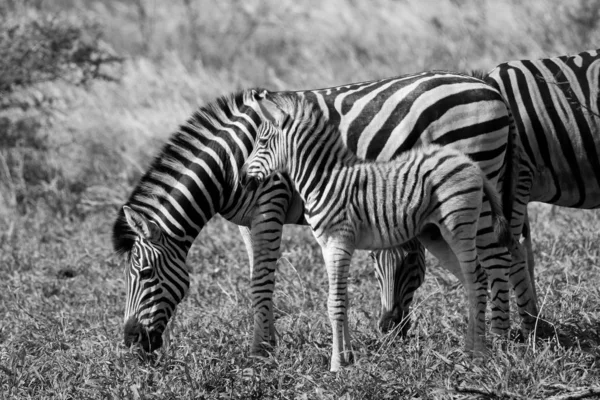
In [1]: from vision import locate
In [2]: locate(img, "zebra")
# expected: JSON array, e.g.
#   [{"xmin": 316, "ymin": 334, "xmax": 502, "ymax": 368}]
[
  {"xmin": 241, "ymin": 108, "xmax": 512, "ymax": 371},
  {"xmin": 484, "ymin": 48, "xmax": 600, "ymax": 307},
  {"xmin": 112, "ymin": 71, "xmax": 532, "ymax": 354}
]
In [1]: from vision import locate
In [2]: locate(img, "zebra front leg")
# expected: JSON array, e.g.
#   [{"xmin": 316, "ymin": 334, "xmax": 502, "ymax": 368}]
[
  {"xmin": 246, "ymin": 180, "xmax": 292, "ymax": 355},
  {"xmin": 321, "ymin": 241, "xmax": 355, "ymax": 372}
]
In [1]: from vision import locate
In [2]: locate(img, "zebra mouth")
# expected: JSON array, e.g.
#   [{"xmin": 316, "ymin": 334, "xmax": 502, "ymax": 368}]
[{"xmin": 124, "ymin": 317, "xmax": 164, "ymax": 352}]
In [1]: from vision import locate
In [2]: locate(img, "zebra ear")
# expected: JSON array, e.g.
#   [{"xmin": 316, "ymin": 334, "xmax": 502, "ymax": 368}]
[
  {"xmin": 123, "ymin": 206, "xmax": 161, "ymax": 242},
  {"xmin": 257, "ymin": 98, "xmax": 285, "ymax": 126}
]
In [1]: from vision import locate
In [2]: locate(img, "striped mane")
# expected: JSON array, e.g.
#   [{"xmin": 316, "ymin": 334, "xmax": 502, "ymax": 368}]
[
  {"xmin": 267, "ymin": 92, "xmax": 333, "ymax": 139},
  {"xmin": 112, "ymin": 88, "xmax": 265, "ymax": 256}
]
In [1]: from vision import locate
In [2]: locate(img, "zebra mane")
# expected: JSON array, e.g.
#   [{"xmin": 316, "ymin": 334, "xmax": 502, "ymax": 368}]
[
  {"xmin": 267, "ymin": 92, "xmax": 333, "ymax": 139},
  {"xmin": 112, "ymin": 88, "xmax": 265, "ymax": 256},
  {"xmin": 468, "ymin": 69, "xmax": 488, "ymax": 81}
]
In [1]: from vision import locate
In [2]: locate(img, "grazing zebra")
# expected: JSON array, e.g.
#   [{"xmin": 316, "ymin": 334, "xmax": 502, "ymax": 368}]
[
  {"xmin": 242, "ymin": 109, "xmax": 512, "ymax": 371},
  {"xmin": 485, "ymin": 48, "xmax": 600, "ymax": 304},
  {"xmin": 112, "ymin": 71, "xmax": 530, "ymax": 354}
]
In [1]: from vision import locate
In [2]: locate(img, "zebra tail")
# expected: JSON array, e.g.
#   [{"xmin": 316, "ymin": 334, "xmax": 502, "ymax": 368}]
[
  {"xmin": 482, "ymin": 176, "xmax": 512, "ymax": 248},
  {"xmin": 500, "ymin": 109, "xmax": 519, "ymax": 223}
]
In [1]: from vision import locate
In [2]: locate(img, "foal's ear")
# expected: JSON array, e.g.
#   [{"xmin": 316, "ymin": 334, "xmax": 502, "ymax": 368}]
[
  {"xmin": 256, "ymin": 97, "xmax": 286, "ymax": 126},
  {"xmin": 123, "ymin": 206, "xmax": 161, "ymax": 242}
]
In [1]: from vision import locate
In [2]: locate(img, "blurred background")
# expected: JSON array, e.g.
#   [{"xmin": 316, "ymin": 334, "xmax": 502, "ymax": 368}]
[{"xmin": 1, "ymin": 0, "xmax": 600, "ymax": 229}]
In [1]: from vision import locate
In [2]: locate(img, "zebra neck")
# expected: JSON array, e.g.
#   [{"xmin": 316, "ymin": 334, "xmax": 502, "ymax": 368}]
[{"xmin": 285, "ymin": 128, "xmax": 360, "ymax": 204}]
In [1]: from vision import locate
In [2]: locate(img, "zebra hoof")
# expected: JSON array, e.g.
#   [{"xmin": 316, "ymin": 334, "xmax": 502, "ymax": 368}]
[
  {"xmin": 250, "ymin": 342, "xmax": 274, "ymax": 358},
  {"xmin": 516, "ymin": 316, "xmax": 556, "ymax": 340}
]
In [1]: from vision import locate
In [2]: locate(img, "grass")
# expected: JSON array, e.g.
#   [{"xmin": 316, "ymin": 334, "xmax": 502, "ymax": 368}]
[
  {"xmin": 2, "ymin": 205, "xmax": 600, "ymax": 399},
  {"xmin": 2, "ymin": 0, "xmax": 600, "ymax": 398}
]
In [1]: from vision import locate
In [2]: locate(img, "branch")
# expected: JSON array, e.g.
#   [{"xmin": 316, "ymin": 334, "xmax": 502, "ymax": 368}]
[
  {"xmin": 546, "ymin": 387, "xmax": 600, "ymax": 400},
  {"xmin": 536, "ymin": 66, "xmax": 600, "ymax": 120},
  {"xmin": 453, "ymin": 384, "xmax": 524, "ymax": 399}
]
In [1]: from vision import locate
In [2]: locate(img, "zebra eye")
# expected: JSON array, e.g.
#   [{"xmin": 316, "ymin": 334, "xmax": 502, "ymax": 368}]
[{"xmin": 139, "ymin": 268, "xmax": 153, "ymax": 280}]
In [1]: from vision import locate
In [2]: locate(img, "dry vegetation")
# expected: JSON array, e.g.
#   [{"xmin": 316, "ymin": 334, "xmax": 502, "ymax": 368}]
[{"xmin": 1, "ymin": 0, "xmax": 600, "ymax": 398}]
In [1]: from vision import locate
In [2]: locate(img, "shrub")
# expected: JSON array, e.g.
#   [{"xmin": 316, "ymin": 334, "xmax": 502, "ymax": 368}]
[
  {"xmin": 0, "ymin": 11, "xmax": 122, "ymax": 109},
  {"xmin": 0, "ymin": 11, "xmax": 123, "ymax": 218}
]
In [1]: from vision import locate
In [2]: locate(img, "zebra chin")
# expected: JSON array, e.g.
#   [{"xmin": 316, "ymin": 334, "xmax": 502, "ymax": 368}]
[
  {"xmin": 123, "ymin": 316, "xmax": 164, "ymax": 353},
  {"xmin": 378, "ymin": 308, "xmax": 411, "ymax": 336}
]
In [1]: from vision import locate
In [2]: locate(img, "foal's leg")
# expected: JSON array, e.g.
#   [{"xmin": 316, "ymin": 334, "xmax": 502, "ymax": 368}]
[{"xmin": 320, "ymin": 240, "xmax": 355, "ymax": 372}]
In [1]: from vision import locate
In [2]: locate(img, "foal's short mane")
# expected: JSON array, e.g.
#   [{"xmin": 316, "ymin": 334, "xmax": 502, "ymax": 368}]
[{"xmin": 112, "ymin": 88, "xmax": 265, "ymax": 256}]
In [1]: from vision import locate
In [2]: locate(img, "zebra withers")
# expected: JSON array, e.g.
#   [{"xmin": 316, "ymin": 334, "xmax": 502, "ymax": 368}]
[{"xmin": 241, "ymin": 105, "xmax": 512, "ymax": 371}]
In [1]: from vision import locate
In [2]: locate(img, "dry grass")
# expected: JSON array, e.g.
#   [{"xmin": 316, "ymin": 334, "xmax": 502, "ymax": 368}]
[{"xmin": 2, "ymin": 0, "xmax": 600, "ymax": 398}]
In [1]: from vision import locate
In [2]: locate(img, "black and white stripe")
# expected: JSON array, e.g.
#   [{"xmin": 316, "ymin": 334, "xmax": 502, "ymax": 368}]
[
  {"xmin": 485, "ymin": 48, "xmax": 600, "ymax": 303},
  {"xmin": 243, "ymin": 104, "xmax": 512, "ymax": 370}
]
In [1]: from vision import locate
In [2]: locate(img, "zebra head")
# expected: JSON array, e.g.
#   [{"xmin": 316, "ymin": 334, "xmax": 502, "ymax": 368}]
[
  {"xmin": 370, "ymin": 242, "xmax": 425, "ymax": 336},
  {"xmin": 119, "ymin": 206, "xmax": 190, "ymax": 352},
  {"xmin": 241, "ymin": 120, "xmax": 285, "ymax": 191}
]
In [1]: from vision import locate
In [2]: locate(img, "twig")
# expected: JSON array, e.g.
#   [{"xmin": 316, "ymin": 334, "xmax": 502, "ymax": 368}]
[
  {"xmin": 537, "ymin": 68, "xmax": 600, "ymax": 120},
  {"xmin": 546, "ymin": 387, "xmax": 600, "ymax": 400},
  {"xmin": 453, "ymin": 384, "xmax": 524, "ymax": 399}
]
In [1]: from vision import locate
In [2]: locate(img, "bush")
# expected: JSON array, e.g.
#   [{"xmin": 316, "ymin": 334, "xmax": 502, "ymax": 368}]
[
  {"xmin": 0, "ymin": 11, "xmax": 123, "ymax": 218},
  {"xmin": 0, "ymin": 11, "xmax": 122, "ymax": 110}
]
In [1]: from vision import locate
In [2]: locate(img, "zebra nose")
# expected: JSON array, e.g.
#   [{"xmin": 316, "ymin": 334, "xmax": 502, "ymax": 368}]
[
  {"xmin": 124, "ymin": 316, "xmax": 144, "ymax": 347},
  {"xmin": 124, "ymin": 316, "xmax": 163, "ymax": 352}
]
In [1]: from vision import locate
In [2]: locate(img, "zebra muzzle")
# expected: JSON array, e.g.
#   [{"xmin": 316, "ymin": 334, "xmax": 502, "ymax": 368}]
[{"xmin": 124, "ymin": 316, "xmax": 163, "ymax": 352}]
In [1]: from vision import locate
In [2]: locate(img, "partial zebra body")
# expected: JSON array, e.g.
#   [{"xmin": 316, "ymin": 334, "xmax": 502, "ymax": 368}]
[
  {"xmin": 243, "ymin": 104, "xmax": 511, "ymax": 370},
  {"xmin": 485, "ymin": 49, "xmax": 600, "ymax": 306}
]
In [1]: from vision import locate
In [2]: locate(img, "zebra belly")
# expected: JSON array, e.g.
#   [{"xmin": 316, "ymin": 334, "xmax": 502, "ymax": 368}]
[
  {"xmin": 353, "ymin": 223, "xmax": 411, "ymax": 251},
  {"xmin": 530, "ymin": 165, "xmax": 600, "ymax": 209}
]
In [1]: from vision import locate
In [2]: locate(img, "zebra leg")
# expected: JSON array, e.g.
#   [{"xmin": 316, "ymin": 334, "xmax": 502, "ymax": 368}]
[
  {"xmin": 321, "ymin": 241, "xmax": 355, "ymax": 372},
  {"xmin": 372, "ymin": 240, "xmax": 426, "ymax": 335},
  {"xmin": 247, "ymin": 178, "xmax": 293, "ymax": 355},
  {"xmin": 419, "ymin": 234, "xmax": 487, "ymax": 354},
  {"xmin": 522, "ymin": 210, "xmax": 537, "ymax": 301},
  {"xmin": 474, "ymin": 204, "xmax": 512, "ymax": 336},
  {"xmin": 459, "ymin": 249, "xmax": 488, "ymax": 355},
  {"xmin": 506, "ymin": 191, "xmax": 541, "ymax": 335},
  {"xmin": 238, "ymin": 226, "xmax": 254, "ymax": 274}
]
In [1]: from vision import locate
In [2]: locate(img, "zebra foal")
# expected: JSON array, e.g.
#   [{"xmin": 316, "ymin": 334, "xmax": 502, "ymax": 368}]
[{"xmin": 241, "ymin": 104, "xmax": 511, "ymax": 371}]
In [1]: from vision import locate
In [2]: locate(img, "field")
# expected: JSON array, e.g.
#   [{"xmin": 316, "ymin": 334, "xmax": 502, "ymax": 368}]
[{"xmin": 2, "ymin": 0, "xmax": 600, "ymax": 399}]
